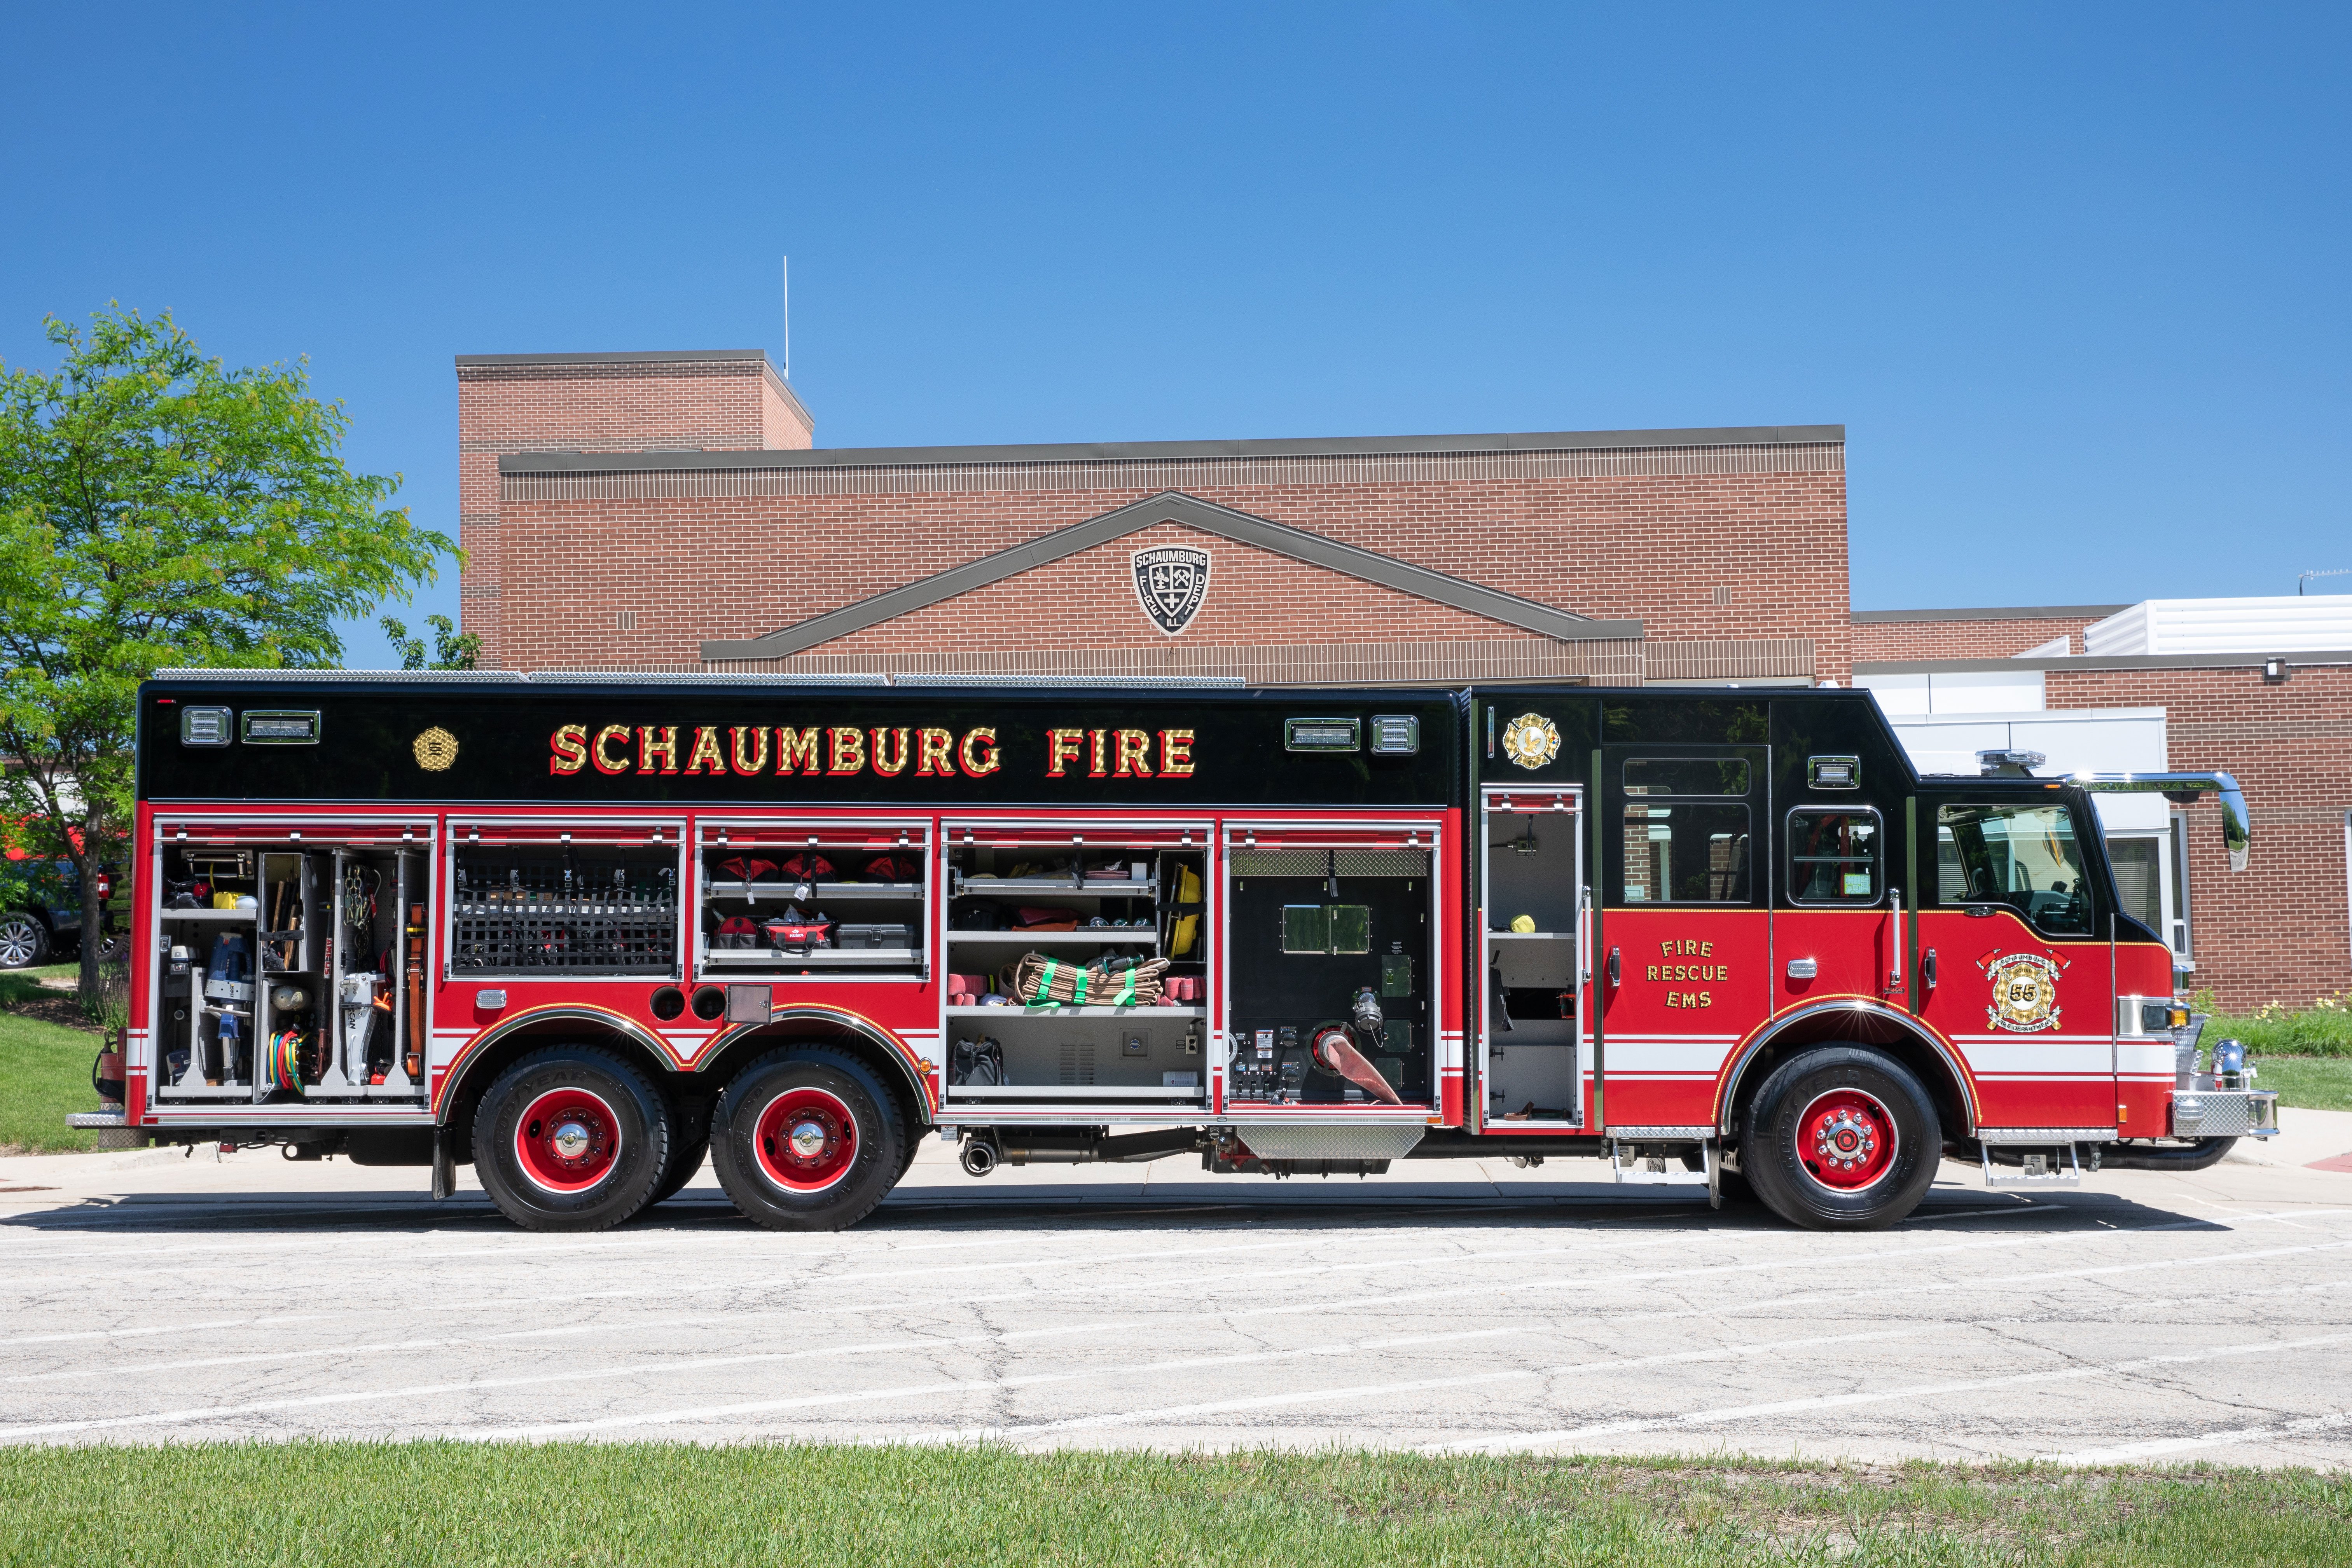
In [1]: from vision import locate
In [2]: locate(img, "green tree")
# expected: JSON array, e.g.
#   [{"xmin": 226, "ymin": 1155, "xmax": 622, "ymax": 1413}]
[
  {"xmin": 0, "ymin": 307, "xmax": 456, "ymax": 1008},
  {"xmin": 379, "ymin": 612, "xmax": 479, "ymax": 671}
]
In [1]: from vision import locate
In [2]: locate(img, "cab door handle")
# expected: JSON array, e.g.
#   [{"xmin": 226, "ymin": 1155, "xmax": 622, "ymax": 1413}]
[
  {"xmin": 1606, "ymin": 946, "xmax": 1620, "ymax": 988},
  {"xmin": 1923, "ymin": 947, "xmax": 1938, "ymax": 994}
]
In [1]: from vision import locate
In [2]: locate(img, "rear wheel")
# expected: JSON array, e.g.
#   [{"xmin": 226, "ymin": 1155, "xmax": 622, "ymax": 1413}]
[
  {"xmin": 711, "ymin": 1049, "xmax": 905, "ymax": 1231},
  {"xmin": 473, "ymin": 1047, "xmax": 671, "ymax": 1232},
  {"xmin": 0, "ymin": 913, "xmax": 49, "ymax": 970},
  {"xmin": 1744, "ymin": 1046, "xmax": 1939, "ymax": 1231},
  {"xmin": 647, "ymin": 1135, "xmax": 711, "ymax": 1207}
]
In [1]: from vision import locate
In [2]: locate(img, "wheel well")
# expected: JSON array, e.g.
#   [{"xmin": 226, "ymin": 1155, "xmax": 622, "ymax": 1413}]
[
  {"xmin": 1722, "ymin": 1009, "xmax": 1971, "ymax": 1146},
  {"xmin": 438, "ymin": 1019, "xmax": 680, "ymax": 1165},
  {"xmin": 693, "ymin": 1019, "xmax": 930, "ymax": 1135}
]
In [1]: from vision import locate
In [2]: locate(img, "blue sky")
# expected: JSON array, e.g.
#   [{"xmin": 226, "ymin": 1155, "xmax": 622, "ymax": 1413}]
[{"xmin": 5, "ymin": 2, "xmax": 2346, "ymax": 665}]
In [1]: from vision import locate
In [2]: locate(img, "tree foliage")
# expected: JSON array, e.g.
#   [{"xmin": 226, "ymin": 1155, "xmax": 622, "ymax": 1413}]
[
  {"xmin": 380, "ymin": 613, "xmax": 479, "ymax": 671},
  {"xmin": 0, "ymin": 307, "xmax": 456, "ymax": 1003}
]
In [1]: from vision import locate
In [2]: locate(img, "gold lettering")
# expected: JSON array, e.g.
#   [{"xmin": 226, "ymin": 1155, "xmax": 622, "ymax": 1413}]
[
  {"xmin": 827, "ymin": 726, "xmax": 866, "ymax": 775},
  {"xmin": 637, "ymin": 725, "xmax": 679, "ymax": 775},
  {"xmin": 1088, "ymin": 728, "xmax": 1108, "ymax": 778},
  {"xmin": 549, "ymin": 724, "xmax": 587, "ymax": 775},
  {"xmin": 728, "ymin": 725, "xmax": 768, "ymax": 777},
  {"xmin": 1115, "ymin": 729, "xmax": 1154, "ymax": 778},
  {"xmin": 592, "ymin": 724, "xmax": 632, "ymax": 775},
  {"xmin": 776, "ymin": 726, "xmax": 821, "ymax": 776},
  {"xmin": 1047, "ymin": 729, "xmax": 1084, "ymax": 778},
  {"xmin": 683, "ymin": 726, "xmax": 726, "ymax": 775},
  {"xmin": 870, "ymin": 726, "xmax": 911, "ymax": 777},
  {"xmin": 916, "ymin": 727, "xmax": 958, "ymax": 777},
  {"xmin": 1158, "ymin": 729, "xmax": 1195, "ymax": 777},
  {"xmin": 960, "ymin": 726, "xmax": 1001, "ymax": 777}
]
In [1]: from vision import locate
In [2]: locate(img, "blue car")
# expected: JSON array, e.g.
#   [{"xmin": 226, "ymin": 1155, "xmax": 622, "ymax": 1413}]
[{"xmin": 0, "ymin": 855, "xmax": 118, "ymax": 970}]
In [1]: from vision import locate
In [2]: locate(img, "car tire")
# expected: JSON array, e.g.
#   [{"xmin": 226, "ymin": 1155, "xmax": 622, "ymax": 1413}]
[
  {"xmin": 711, "ymin": 1048, "xmax": 906, "ymax": 1232},
  {"xmin": 1743, "ymin": 1045, "xmax": 1940, "ymax": 1231},
  {"xmin": 0, "ymin": 913, "xmax": 50, "ymax": 970},
  {"xmin": 472, "ymin": 1046, "xmax": 672, "ymax": 1233}
]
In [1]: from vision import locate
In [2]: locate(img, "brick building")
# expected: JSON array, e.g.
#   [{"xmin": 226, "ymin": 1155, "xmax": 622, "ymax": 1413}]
[
  {"xmin": 451, "ymin": 349, "xmax": 2349, "ymax": 1008},
  {"xmin": 1856, "ymin": 602, "xmax": 2352, "ymax": 1009}
]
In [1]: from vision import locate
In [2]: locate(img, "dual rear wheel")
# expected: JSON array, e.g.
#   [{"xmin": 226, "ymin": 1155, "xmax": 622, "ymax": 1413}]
[{"xmin": 472, "ymin": 1044, "xmax": 907, "ymax": 1233}]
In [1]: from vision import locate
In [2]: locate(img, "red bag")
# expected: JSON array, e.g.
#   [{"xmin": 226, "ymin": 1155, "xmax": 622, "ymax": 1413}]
[
  {"xmin": 1014, "ymin": 906, "xmax": 1077, "ymax": 931},
  {"xmin": 948, "ymin": 973, "xmax": 989, "ymax": 995},
  {"xmin": 763, "ymin": 911, "xmax": 833, "ymax": 950},
  {"xmin": 719, "ymin": 857, "xmax": 778, "ymax": 882},
  {"xmin": 866, "ymin": 853, "xmax": 922, "ymax": 883},
  {"xmin": 779, "ymin": 854, "xmax": 834, "ymax": 883}
]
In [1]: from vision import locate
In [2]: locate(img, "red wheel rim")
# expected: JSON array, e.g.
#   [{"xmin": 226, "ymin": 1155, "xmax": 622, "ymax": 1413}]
[
  {"xmin": 514, "ymin": 1087, "xmax": 622, "ymax": 1194},
  {"xmin": 753, "ymin": 1087, "xmax": 858, "ymax": 1192},
  {"xmin": 1796, "ymin": 1088, "xmax": 1897, "ymax": 1191}
]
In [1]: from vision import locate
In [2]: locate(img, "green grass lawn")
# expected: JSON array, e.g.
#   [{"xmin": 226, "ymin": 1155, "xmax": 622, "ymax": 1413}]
[
  {"xmin": 0, "ymin": 973, "xmax": 100, "ymax": 1154},
  {"xmin": 2256, "ymin": 1054, "xmax": 2352, "ymax": 1114},
  {"xmin": 0, "ymin": 1445, "xmax": 2346, "ymax": 1567}
]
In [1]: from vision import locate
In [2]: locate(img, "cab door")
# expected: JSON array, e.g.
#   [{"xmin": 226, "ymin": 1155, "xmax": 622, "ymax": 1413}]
[
  {"xmin": 1912, "ymin": 796, "xmax": 2117, "ymax": 1130},
  {"xmin": 1598, "ymin": 744, "xmax": 1769, "ymax": 1129}
]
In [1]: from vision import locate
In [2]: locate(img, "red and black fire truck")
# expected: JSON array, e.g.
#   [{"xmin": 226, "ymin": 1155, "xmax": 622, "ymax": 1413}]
[{"xmin": 88, "ymin": 671, "xmax": 2277, "ymax": 1233}]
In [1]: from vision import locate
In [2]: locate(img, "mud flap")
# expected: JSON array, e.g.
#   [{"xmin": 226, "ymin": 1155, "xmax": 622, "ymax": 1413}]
[{"xmin": 431, "ymin": 1127, "xmax": 455, "ymax": 1201}]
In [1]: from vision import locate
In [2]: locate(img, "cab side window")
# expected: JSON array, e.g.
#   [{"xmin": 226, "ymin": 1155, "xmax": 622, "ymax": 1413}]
[
  {"xmin": 1934, "ymin": 803, "xmax": 2093, "ymax": 936},
  {"xmin": 1788, "ymin": 809, "xmax": 1880, "ymax": 905}
]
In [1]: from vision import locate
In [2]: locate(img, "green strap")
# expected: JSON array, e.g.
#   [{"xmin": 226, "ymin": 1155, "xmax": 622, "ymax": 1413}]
[
  {"xmin": 1114, "ymin": 971, "xmax": 1136, "ymax": 1007},
  {"xmin": 1030, "ymin": 959, "xmax": 1060, "ymax": 1005},
  {"xmin": 1071, "ymin": 968, "xmax": 1090, "ymax": 1004}
]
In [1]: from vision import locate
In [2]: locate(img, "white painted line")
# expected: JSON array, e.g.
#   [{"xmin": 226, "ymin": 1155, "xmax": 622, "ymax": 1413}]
[
  {"xmin": 2045, "ymin": 1411, "xmax": 2352, "ymax": 1463},
  {"xmin": 1430, "ymin": 1332, "xmax": 2352, "ymax": 1453}
]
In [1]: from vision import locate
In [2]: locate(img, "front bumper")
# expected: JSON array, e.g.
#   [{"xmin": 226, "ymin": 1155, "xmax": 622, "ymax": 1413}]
[{"xmin": 2171, "ymin": 1090, "xmax": 2279, "ymax": 1139}]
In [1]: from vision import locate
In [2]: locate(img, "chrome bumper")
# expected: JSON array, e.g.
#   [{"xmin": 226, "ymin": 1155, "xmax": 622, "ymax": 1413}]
[{"xmin": 2171, "ymin": 1090, "xmax": 2280, "ymax": 1139}]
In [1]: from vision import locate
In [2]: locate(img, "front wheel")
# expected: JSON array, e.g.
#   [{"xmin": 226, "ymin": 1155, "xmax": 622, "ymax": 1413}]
[
  {"xmin": 711, "ymin": 1049, "xmax": 905, "ymax": 1231},
  {"xmin": 472, "ymin": 1046, "xmax": 672, "ymax": 1232},
  {"xmin": 1744, "ymin": 1046, "xmax": 1940, "ymax": 1231}
]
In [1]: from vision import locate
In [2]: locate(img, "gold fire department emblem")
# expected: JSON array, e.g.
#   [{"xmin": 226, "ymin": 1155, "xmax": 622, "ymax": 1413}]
[
  {"xmin": 412, "ymin": 726, "xmax": 460, "ymax": 772},
  {"xmin": 1980, "ymin": 951, "xmax": 2063, "ymax": 1032},
  {"xmin": 1500, "ymin": 712, "xmax": 1560, "ymax": 771}
]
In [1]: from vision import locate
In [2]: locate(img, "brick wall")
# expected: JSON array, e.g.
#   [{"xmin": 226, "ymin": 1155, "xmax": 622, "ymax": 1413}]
[
  {"xmin": 456, "ymin": 354, "xmax": 811, "ymax": 666},
  {"xmin": 1853, "ymin": 612, "xmax": 2113, "ymax": 661},
  {"xmin": 481, "ymin": 465, "xmax": 1850, "ymax": 677},
  {"xmin": 2047, "ymin": 664, "xmax": 2352, "ymax": 1009}
]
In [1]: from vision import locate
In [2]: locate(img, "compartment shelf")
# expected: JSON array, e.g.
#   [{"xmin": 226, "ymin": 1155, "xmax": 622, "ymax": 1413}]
[
  {"xmin": 946, "ymin": 931, "xmax": 1158, "ymax": 945},
  {"xmin": 704, "ymin": 949, "xmax": 919, "ymax": 968},
  {"xmin": 1488, "ymin": 930, "xmax": 1573, "ymax": 941},
  {"xmin": 945, "ymin": 1084, "xmax": 1204, "ymax": 1100},
  {"xmin": 704, "ymin": 881, "xmax": 921, "ymax": 901},
  {"xmin": 160, "ymin": 908, "xmax": 259, "ymax": 923},
  {"xmin": 944, "ymin": 1004, "xmax": 1203, "ymax": 1018},
  {"xmin": 956, "ymin": 878, "xmax": 1157, "ymax": 895}
]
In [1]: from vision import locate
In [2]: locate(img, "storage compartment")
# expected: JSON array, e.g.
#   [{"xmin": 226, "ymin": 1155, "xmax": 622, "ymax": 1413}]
[
  {"xmin": 1225, "ymin": 843, "xmax": 1434, "ymax": 1107},
  {"xmin": 154, "ymin": 831, "xmax": 429, "ymax": 1104},
  {"xmin": 453, "ymin": 833, "xmax": 680, "ymax": 977},
  {"xmin": 941, "ymin": 826, "xmax": 1208, "ymax": 1104},
  {"xmin": 1481, "ymin": 791, "xmax": 1583, "ymax": 1126},
  {"xmin": 697, "ymin": 821, "xmax": 928, "ymax": 976}
]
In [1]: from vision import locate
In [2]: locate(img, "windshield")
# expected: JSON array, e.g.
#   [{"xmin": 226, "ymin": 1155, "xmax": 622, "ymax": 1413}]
[{"xmin": 1935, "ymin": 803, "xmax": 2092, "ymax": 936}]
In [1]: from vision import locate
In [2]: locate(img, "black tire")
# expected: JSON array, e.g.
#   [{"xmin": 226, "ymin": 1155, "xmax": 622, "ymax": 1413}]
[
  {"xmin": 472, "ymin": 1046, "xmax": 672, "ymax": 1233},
  {"xmin": 1743, "ymin": 1046, "xmax": 1940, "ymax": 1231},
  {"xmin": 711, "ymin": 1048, "xmax": 905, "ymax": 1232},
  {"xmin": 0, "ymin": 912, "xmax": 50, "ymax": 970}
]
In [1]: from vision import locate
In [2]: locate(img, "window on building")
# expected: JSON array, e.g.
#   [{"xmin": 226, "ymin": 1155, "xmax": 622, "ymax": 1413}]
[
  {"xmin": 1935, "ymin": 803, "xmax": 2093, "ymax": 936},
  {"xmin": 1788, "ymin": 808, "xmax": 1881, "ymax": 904},
  {"xmin": 2107, "ymin": 833, "xmax": 2163, "ymax": 939}
]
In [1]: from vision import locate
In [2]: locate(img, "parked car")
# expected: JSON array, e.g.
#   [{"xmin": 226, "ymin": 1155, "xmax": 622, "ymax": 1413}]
[{"xmin": 0, "ymin": 852, "xmax": 117, "ymax": 970}]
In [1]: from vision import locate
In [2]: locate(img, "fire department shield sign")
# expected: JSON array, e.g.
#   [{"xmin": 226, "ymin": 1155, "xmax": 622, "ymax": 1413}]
[
  {"xmin": 1131, "ymin": 546, "xmax": 1211, "ymax": 636},
  {"xmin": 1981, "ymin": 951, "xmax": 2064, "ymax": 1033}
]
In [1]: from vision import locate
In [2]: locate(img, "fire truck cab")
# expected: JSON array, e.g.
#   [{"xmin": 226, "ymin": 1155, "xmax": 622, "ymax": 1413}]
[{"xmin": 96, "ymin": 672, "xmax": 2276, "ymax": 1234}]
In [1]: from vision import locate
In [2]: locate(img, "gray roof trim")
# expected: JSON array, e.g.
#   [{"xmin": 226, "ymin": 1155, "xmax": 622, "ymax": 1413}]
[
  {"xmin": 1854, "ymin": 651, "xmax": 2352, "ymax": 675},
  {"xmin": 455, "ymin": 349, "xmax": 773, "ymax": 367},
  {"xmin": 700, "ymin": 491, "xmax": 1643, "ymax": 660},
  {"xmin": 505, "ymin": 423, "xmax": 1842, "ymax": 476},
  {"xmin": 1852, "ymin": 604, "xmax": 2130, "ymax": 624}
]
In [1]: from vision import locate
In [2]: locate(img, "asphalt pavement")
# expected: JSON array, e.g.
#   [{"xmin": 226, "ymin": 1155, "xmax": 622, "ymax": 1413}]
[{"xmin": 2, "ymin": 1112, "xmax": 2348, "ymax": 1465}]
